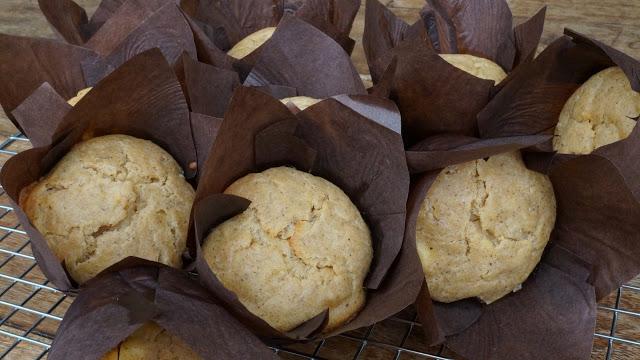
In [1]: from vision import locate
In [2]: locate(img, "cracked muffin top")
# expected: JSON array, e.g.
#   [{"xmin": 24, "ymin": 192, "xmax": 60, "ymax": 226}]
[
  {"xmin": 21, "ymin": 134, "xmax": 195, "ymax": 284},
  {"xmin": 102, "ymin": 322, "xmax": 201, "ymax": 360},
  {"xmin": 202, "ymin": 166, "xmax": 372, "ymax": 332},
  {"xmin": 280, "ymin": 96, "xmax": 321, "ymax": 111},
  {"xmin": 416, "ymin": 152, "xmax": 556, "ymax": 304},
  {"xmin": 227, "ymin": 27, "xmax": 276, "ymax": 59},
  {"xmin": 67, "ymin": 87, "xmax": 92, "ymax": 106},
  {"xmin": 439, "ymin": 54, "xmax": 507, "ymax": 85},
  {"xmin": 553, "ymin": 67, "xmax": 640, "ymax": 154}
]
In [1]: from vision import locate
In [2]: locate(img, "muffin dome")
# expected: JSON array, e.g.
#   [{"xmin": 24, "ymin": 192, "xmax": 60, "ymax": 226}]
[
  {"xmin": 203, "ymin": 167, "xmax": 372, "ymax": 332},
  {"xmin": 22, "ymin": 135, "xmax": 195, "ymax": 283},
  {"xmin": 416, "ymin": 152, "xmax": 556, "ymax": 303}
]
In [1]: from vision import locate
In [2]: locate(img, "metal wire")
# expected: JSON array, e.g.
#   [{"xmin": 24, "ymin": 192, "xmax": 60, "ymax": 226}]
[{"xmin": 0, "ymin": 133, "xmax": 637, "ymax": 359}]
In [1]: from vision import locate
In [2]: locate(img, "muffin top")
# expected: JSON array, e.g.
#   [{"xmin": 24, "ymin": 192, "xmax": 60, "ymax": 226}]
[
  {"xmin": 553, "ymin": 67, "xmax": 639, "ymax": 154},
  {"xmin": 439, "ymin": 54, "xmax": 507, "ymax": 84},
  {"xmin": 22, "ymin": 134, "xmax": 195, "ymax": 283},
  {"xmin": 416, "ymin": 152, "xmax": 556, "ymax": 304},
  {"xmin": 102, "ymin": 322, "xmax": 201, "ymax": 360},
  {"xmin": 202, "ymin": 166, "xmax": 372, "ymax": 332},
  {"xmin": 67, "ymin": 87, "xmax": 92, "ymax": 106},
  {"xmin": 227, "ymin": 27, "xmax": 277, "ymax": 59},
  {"xmin": 280, "ymin": 96, "xmax": 321, "ymax": 110}
]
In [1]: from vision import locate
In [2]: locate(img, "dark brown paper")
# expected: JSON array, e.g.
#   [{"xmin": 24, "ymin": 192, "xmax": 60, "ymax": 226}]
[
  {"xmin": 81, "ymin": 1, "xmax": 197, "ymax": 85},
  {"xmin": 406, "ymin": 135, "xmax": 600, "ymax": 359},
  {"xmin": 38, "ymin": 0, "xmax": 173, "ymax": 52},
  {"xmin": 0, "ymin": 49, "xmax": 197, "ymax": 292},
  {"xmin": 478, "ymin": 29, "xmax": 640, "ymax": 138},
  {"xmin": 180, "ymin": 0, "xmax": 281, "ymax": 49},
  {"xmin": 2, "ymin": 0, "xmax": 225, "ymax": 138},
  {"xmin": 0, "ymin": 35, "xmax": 97, "ymax": 130},
  {"xmin": 420, "ymin": 0, "xmax": 515, "ymax": 71},
  {"xmin": 364, "ymin": 0, "xmax": 546, "ymax": 77},
  {"xmin": 293, "ymin": 0, "xmax": 361, "ymax": 54},
  {"xmin": 473, "ymin": 30, "xmax": 640, "ymax": 303},
  {"xmin": 182, "ymin": 10, "xmax": 237, "ymax": 70},
  {"xmin": 84, "ymin": 0, "xmax": 172, "ymax": 56},
  {"xmin": 11, "ymin": 83, "xmax": 71, "ymax": 148},
  {"xmin": 89, "ymin": 0, "xmax": 129, "ymax": 31},
  {"xmin": 551, "ymin": 143, "xmax": 640, "ymax": 300},
  {"xmin": 191, "ymin": 86, "xmax": 421, "ymax": 341},
  {"xmin": 38, "ymin": 0, "xmax": 242, "ymax": 73},
  {"xmin": 190, "ymin": 112, "xmax": 223, "ymax": 183},
  {"xmin": 362, "ymin": 0, "xmax": 425, "ymax": 83},
  {"xmin": 331, "ymin": 94, "xmax": 401, "ymax": 133},
  {"xmin": 36, "ymin": 0, "xmax": 216, "ymax": 89},
  {"xmin": 174, "ymin": 52, "xmax": 240, "ymax": 118},
  {"xmin": 406, "ymin": 34, "xmax": 640, "ymax": 353},
  {"xmin": 362, "ymin": 0, "xmax": 546, "ymax": 144},
  {"xmin": 406, "ymin": 134, "xmax": 551, "ymax": 173},
  {"xmin": 244, "ymin": 16, "xmax": 366, "ymax": 98},
  {"xmin": 180, "ymin": 0, "xmax": 359, "ymax": 56},
  {"xmin": 48, "ymin": 259, "xmax": 276, "ymax": 360},
  {"xmin": 444, "ymin": 246, "xmax": 596, "ymax": 360},
  {"xmin": 38, "ymin": 0, "xmax": 91, "ymax": 44},
  {"xmin": 382, "ymin": 39, "xmax": 496, "ymax": 143}
]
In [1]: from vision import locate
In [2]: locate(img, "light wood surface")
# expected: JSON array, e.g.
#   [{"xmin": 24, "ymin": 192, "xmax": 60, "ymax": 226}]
[{"xmin": 0, "ymin": 1, "xmax": 639, "ymax": 359}]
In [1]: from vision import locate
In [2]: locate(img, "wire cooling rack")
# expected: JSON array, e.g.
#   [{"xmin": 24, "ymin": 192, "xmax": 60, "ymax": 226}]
[{"xmin": 0, "ymin": 133, "xmax": 638, "ymax": 359}]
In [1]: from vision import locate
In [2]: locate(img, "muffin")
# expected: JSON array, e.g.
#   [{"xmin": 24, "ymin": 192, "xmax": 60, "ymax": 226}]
[
  {"xmin": 67, "ymin": 87, "xmax": 92, "ymax": 106},
  {"xmin": 553, "ymin": 67, "xmax": 640, "ymax": 154},
  {"xmin": 280, "ymin": 96, "xmax": 321, "ymax": 110},
  {"xmin": 202, "ymin": 166, "xmax": 372, "ymax": 332},
  {"xmin": 102, "ymin": 322, "xmax": 201, "ymax": 360},
  {"xmin": 227, "ymin": 27, "xmax": 277, "ymax": 59},
  {"xmin": 21, "ymin": 134, "xmax": 195, "ymax": 284},
  {"xmin": 440, "ymin": 54, "xmax": 507, "ymax": 84},
  {"xmin": 416, "ymin": 152, "xmax": 556, "ymax": 304}
]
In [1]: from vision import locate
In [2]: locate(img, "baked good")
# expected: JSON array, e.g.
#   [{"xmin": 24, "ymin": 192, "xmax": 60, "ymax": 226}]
[
  {"xmin": 553, "ymin": 67, "xmax": 640, "ymax": 154},
  {"xmin": 416, "ymin": 152, "xmax": 556, "ymax": 304},
  {"xmin": 360, "ymin": 74, "xmax": 373, "ymax": 89},
  {"xmin": 67, "ymin": 87, "xmax": 92, "ymax": 106},
  {"xmin": 102, "ymin": 322, "xmax": 201, "ymax": 360},
  {"xmin": 280, "ymin": 96, "xmax": 321, "ymax": 110},
  {"xmin": 202, "ymin": 166, "xmax": 372, "ymax": 332},
  {"xmin": 440, "ymin": 54, "xmax": 507, "ymax": 84},
  {"xmin": 227, "ymin": 27, "xmax": 276, "ymax": 59},
  {"xmin": 21, "ymin": 134, "xmax": 195, "ymax": 284}
]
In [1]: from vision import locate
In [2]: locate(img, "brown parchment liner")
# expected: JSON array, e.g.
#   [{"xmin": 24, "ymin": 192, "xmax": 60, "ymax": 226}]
[
  {"xmin": 0, "ymin": 49, "xmax": 201, "ymax": 293},
  {"xmin": 48, "ymin": 258, "xmax": 276, "ymax": 360},
  {"xmin": 191, "ymin": 86, "xmax": 422, "ymax": 342},
  {"xmin": 408, "ymin": 135, "xmax": 599, "ymax": 359},
  {"xmin": 179, "ymin": 0, "xmax": 360, "ymax": 60},
  {"xmin": 174, "ymin": 52, "xmax": 240, "ymax": 118},
  {"xmin": 410, "ymin": 31, "xmax": 640, "ymax": 359},
  {"xmin": 291, "ymin": 0, "xmax": 360, "ymax": 54},
  {"xmin": 1, "ymin": 0, "xmax": 227, "ymax": 128},
  {"xmin": 475, "ymin": 29, "xmax": 640, "ymax": 300},
  {"xmin": 244, "ymin": 16, "xmax": 366, "ymax": 98},
  {"xmin": 35, "ymin": 0, "xmax": 240, "ymax": 88},
  {"xmin": 478, "ymin": 29, "xmax": 640, "ymax": 140},
  {"xmin": 39, "ymin": 0, "xmax": 183, "ymax": 53},
  {"xmin": 0, "ymin": 35, "xmax": 97, "ymax": 131},
  {"xmin": 239, "ymin": 15, "xmax": 390, "ymax": 129},
  {"xmin": 79, "ymin": 1, "xmax": 198, "ymax": 85},
  {"xmin": 362, "ymin": 0, "xmax": 547, "ymax": 145},
  {"xmin": 240, "ymin": 16, "xmax": 378, "ymax": 123},
  {"xmin": 6, "ymin": 49, "xmax": 229, "ymax": 180},
  {"xmin": 2, "ymin": 4, "xmax": 233, "ymax": 172}
]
